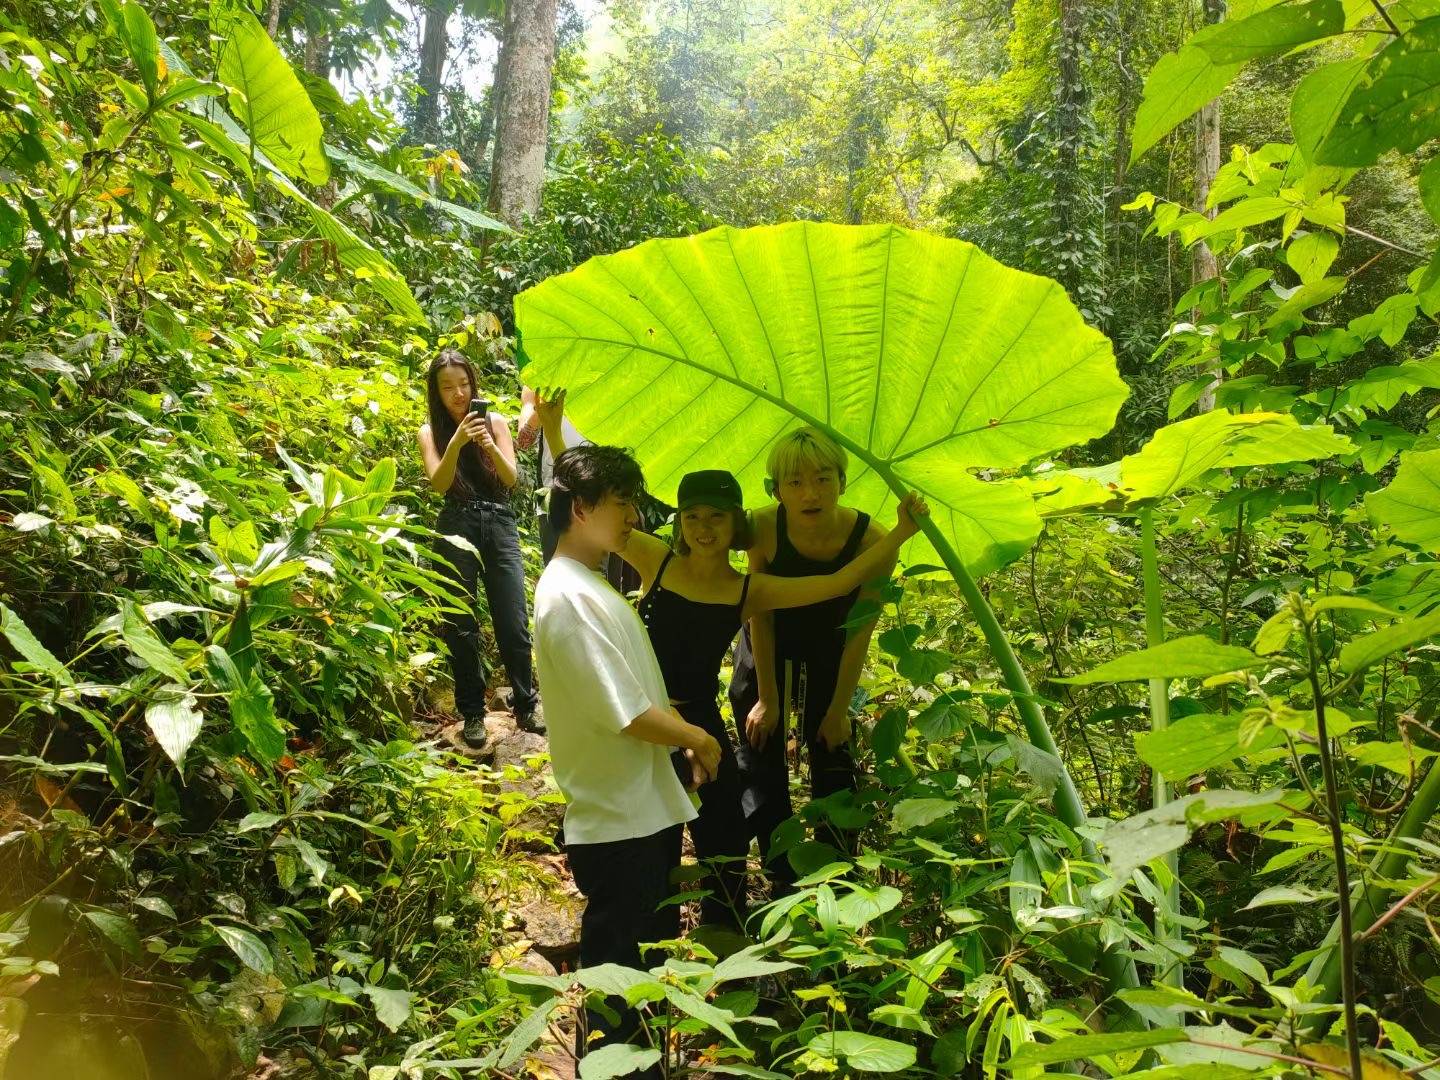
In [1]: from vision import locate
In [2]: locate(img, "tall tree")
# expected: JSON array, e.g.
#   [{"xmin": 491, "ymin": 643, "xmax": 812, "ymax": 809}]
[
  {"xmin": 411, "ymin": 0, "xmax": 452, "ymax": 146},
  {"xmin": 1191, "ymin": 0, "xmax": 1224, "ymax": 411},
  {"xmin": 488, "ymin": 0, "xmax": 558, "ymax": 226}
]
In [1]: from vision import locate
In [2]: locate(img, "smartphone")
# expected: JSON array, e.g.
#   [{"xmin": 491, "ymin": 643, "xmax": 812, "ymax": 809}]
[{"xmin": 468, "ymin": 398, "xmax": 491, "ymax": 417}]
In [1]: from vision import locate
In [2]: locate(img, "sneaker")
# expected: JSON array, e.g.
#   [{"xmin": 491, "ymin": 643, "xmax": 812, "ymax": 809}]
[
  {"xmin": 515, "ymin": 707, "xmax": 546, "ymax": 736},
  {"xmin": 461, "ymin": 715, "xmax": 489, "ymax": 750}
]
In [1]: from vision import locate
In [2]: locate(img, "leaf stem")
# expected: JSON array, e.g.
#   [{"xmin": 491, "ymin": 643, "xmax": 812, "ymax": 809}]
[
  {"xmin": 1368, "ymin": 0, "xmax": 1403, "ymax": 35},
  {"xmin": 1301, "ymin": 600, "xmax": 1365, "ymax": 1080}
]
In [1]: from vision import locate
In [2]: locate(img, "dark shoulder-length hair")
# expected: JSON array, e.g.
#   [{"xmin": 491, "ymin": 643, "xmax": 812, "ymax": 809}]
[{"xmin": 425, "ymin": 350, "xmax": 489, "ymax": 498}]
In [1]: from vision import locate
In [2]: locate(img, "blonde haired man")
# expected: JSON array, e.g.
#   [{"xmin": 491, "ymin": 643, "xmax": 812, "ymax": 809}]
[{"xmin": 728, "ymin": 426, "xmax": 893, "ymax": 890}]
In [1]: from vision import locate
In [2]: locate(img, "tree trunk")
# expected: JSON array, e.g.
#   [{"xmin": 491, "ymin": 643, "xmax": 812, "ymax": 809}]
[
  {"xmin": 266, "ymin": 0, "xmax": 281, "ymax": 38},
  {"xmin": 412, "ymin": 1, "xmax": 451, "ymax": 147},
  {"xmin": 487, "ymin": 0, "xmax": 558, "ymax": 227},
  {"xmin": 1192, "ymin": 0, "xmax": 1225, "ymax": 412},
  {"xmin": 304, "ymin": 30, "xmax": 329, "ymax": 76},
  {"xmin": 1054, "ymin": 0, "xmax": 1085, "ymax": 301}
]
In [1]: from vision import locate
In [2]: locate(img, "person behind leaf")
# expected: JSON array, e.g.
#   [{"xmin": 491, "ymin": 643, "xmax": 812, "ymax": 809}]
[
  {"xmin": 532, "ymin": 442, "xmax": 723, "ymax": 1075},
  {"xmin": 416, "ymin": 350, "xmax": 542, "ymax": 751},
  {"xmin": 533, "ymin": 391, "xmax": 928, "ymax": 927},
  {"xmin": 728, "ymin": 426, "xmax": 895, "ymax": 891}
]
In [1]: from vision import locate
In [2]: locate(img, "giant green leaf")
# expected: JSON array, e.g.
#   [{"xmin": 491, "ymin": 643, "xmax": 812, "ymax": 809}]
[
  {"xmin": 516, "ymin": 222, "xmax": 1128, "ymax": 578},
  {"xmin": 215, "ymin": 11, "xmax": 329, "ymax": 185},
  {"xmin": 1060, "ymin": 636, "xmax": 1264, "ymax": 684},
  {"xmin": 1367, "ymin": 448, "xmax": 1440, "ymax": 552},
  {"xmin": 1317, "ymin": 16, "xmax": 1440, "ymax": 166}
]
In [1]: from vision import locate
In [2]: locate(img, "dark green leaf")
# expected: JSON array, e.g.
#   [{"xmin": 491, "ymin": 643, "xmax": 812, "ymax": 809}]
[
  {"xmin": 1008, "ymin": 1029, "xmax": 1190, "ymax": 1067},
  {"xmin": 1193, "ymin": 0, "xmax": 1343, "ymax": 63},
  {"xmin": 1317, "ymin": 17, "xmax": 1440, "ymax": 166}
]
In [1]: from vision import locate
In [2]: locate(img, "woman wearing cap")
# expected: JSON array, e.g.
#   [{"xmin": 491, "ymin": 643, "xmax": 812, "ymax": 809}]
[{"xmin": 625, "ymin": 470, "xmax": 924, "ymax": 928}]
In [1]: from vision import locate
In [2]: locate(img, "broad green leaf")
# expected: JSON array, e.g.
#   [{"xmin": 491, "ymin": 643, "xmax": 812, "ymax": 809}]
[
  {"xmin": 663, "ymin": 985, "xmax": 741, "ymax": 1044},
  {"xmin": 84, "ymin": 909, "xmax": 142, "ymax": 955},
  {"xmin": 145, "ymin": 690, "xmax": 203, "ymax": 768},
  {"xmin": 1291, "ymin": 57, "xmax": 1370, "ymax": 162},
  {"xmin": 516, "ymin": 223, "xmax": 1129, "ymax": 577},
  {"xmin": 215, "ymin": 11, "xmax": 329, "ymax": 184},
  {"xmin": 710, "ymin": 944, "xmax": 798, "ymax": 985},
  {"xmin": 891, "ymin": 798, "xmax": 957, "ymax": 832},
  {"xmin": 1318, "ymin": 17, "xmax": 1440, "ymax": 165},
  {"xmin": 806, "ymin": 1031, "xmax": 917, "ymax": 1073},
  {"xmin": 1263, "ymin": 276, "xmax": 1348, "ymax": 328},
  {"xmin": 121, "ymin": 600, "xmax": 189, "ymax": 682},
  {"xmin": 1060, "ymin": 636, "xmax": 1263, "ymax": 684},
  {"xmin": 133, "ymin": 896, "xmax": 178, "ymax": 920},
  {"xmin": 362, "ymin": 985, "xmax": 413, "ymax": 1033},
  {"xmin": 1131, "ymin": 39, "xmax": 1244, "ymax": 165},
  {"xmin": 578, "ymin": 1045, "xmax": 662, "ymax": 1080},
  {"xmin": 0, "ymin": 602, "xmax": 73, "ymax": 685},
  {"xmin": 496, "ymin": 997, "xmax": 560, "ymax": 1069},
  {"xmin": 1242, "ymin": 884, "xmax": 1336, "ymax": 909},
  {"xmin": 1367, "ymin": 449, "xmax": 1440, "ymax": 552},
  {"xmin": 1101, "ymin": 410, "xmax": 1344, "ymax": 504},
  {"xmin": 1287, "ymin": 230, "xmax": 1340, "ymax": 284},
  {"xmin": 1194, "ymin": 0, "xmax": 1342, "ymax": 63},
  {"xmin": 214, "ymin": 923, "xmax": 273, "ymax": 974},
  {"xmin": 121, "ymin": 2, "xmax": 161, "ymax": 99},
  {"xmin": 206, "ymin": 645, "xmax": 286, "ymax": 763},
  {"xmin": 1193, "ymin": 195, "xmax": 1292, "ymax": 238},
  {"xmin": 1350, "ymin": 740, "xmax": 1436, "ymax": 774},
  {"xmin": 1007, "ymin": 1029, "xmax": 1190, "ymax": 1068},
  {"xmin": 1136, "ymin": 712, "xmax": 1283, "ymax": 780},
  {"xmin": 1101, "ymin": 789, "xmax": 1288, "ymax": 882},
  {"xmin": 1340, "ymin": 609, "xmax": 1440, "ymax": 672},
  {"xmin": 325, "ymin": 145, "xmax": 507, "ymax": 232},
  {"xmin": 237, "ymin": 811, "xmax": 284, "ymax": 833}
]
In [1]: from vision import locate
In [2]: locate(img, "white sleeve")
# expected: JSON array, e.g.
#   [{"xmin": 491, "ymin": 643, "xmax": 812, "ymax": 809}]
[{"xmin": 542, "ymin": 603, "xmax": 653, "ymax": 734}]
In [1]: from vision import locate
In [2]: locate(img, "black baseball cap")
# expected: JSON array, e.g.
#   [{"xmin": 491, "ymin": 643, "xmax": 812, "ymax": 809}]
[{"xmin": 677, "ymin": 470, "xmax": 744, "ymax": 511}]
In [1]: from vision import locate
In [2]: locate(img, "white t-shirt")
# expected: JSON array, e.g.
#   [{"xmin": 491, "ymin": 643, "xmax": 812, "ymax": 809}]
[{"xmin": 534, "ymin": 556, "xmax": 697, "ymax": 845}]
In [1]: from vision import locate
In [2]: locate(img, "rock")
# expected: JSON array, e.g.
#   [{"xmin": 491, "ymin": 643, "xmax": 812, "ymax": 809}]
[
  {"xmin": 487, "ymin": 709, "xmax": 565, "ymax": 849},
  {"xmin": 513, "ymin": 877, "xmax": 583, "ymax": 970},
  {"xmin": 507, "ymin": 949, "xmax": 558, "ymax": 979}
]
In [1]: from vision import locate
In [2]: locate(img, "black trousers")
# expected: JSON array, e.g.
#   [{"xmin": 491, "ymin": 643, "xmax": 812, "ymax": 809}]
[
  {"xmin": 674, "ymin": 699, "xmax": 749, "ymax": 929},
  {"xmin": 567, "ymin": 824, "xmax": 683, "ymax": 1078},
  {"xmin": 434, "ymin": 500, "xmax": 536, "ymax": 720},
  {"xmin": 728, "ymin": 634, "xmax": 858, "ymax": 890}
]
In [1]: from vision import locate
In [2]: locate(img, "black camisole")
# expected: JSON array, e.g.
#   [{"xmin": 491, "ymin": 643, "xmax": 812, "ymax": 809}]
[
  {"xmin": 769, "ymin": 505, "xmax": 871, "ymax": 661},
  {"xmin": 638, "ymin": 552, "xmax": 752, "ymax": 704}
]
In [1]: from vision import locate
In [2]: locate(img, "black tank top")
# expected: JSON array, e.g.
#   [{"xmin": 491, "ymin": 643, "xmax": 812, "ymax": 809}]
[
  {"xmin": 770, "ymin": 505, "xmax": 871, "ymax": 661},
  {"xmin": 638, "ymin": 552, "xmax": 751, "ymax": 703}
]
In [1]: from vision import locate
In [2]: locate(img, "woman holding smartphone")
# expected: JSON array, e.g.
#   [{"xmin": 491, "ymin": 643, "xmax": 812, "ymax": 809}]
[{"xmin": 418, "ymin": 351, "xmax": 542, "ymax": 750}]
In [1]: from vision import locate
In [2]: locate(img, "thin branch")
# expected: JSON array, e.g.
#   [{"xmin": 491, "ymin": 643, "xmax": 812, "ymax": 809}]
[
  {"xmin": 1348, "ymin": 225, "xmax": 1426, "ymax": 259},
  {"xmin": 1357, "ymin": 872, "xmax": 1440, "ymax": 942},
  {"xmin": 1369, "ymin": 0, "xmax": 1404, "ymax": 35}
]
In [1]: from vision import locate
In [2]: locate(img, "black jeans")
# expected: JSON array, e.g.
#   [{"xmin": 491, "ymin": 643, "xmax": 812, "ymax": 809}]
[
  {"xmin": 674, "ymin": 699, "xmax": 749, "ymax": 929},
  {"xmin": 567, "ymin": 824, "xmax": 682, "ymax": 1078},
  {"xmin": 434, "ymin": 500, "xmax": 536, "ymax": 720},
  {"xmin": 728, "ymin": 637, "xmax": 858, "ymax": 891}
]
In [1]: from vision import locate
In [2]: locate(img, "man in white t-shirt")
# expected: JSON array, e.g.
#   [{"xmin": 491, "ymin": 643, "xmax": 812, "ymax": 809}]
[{"xmin": 533, "ymin": 443, "xmax": 722, "ymax": 1071}]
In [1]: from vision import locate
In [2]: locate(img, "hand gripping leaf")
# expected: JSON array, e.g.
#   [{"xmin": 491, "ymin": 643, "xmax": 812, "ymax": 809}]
[{"xmin": 515, "ymin": 221, "xmax": 1128, "ymax": 578}]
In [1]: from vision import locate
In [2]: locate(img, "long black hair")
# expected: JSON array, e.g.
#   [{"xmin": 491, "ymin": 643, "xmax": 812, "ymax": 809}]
[{"xmin": 425, "ymin": 350, "xmax": 492, "ymax": 498}]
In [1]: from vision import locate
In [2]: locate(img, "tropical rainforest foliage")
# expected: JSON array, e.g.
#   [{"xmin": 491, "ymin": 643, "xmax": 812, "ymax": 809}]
[{"xmin": 1, "ymin": 0, "xmax": 1439, "ymax": 1077}]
